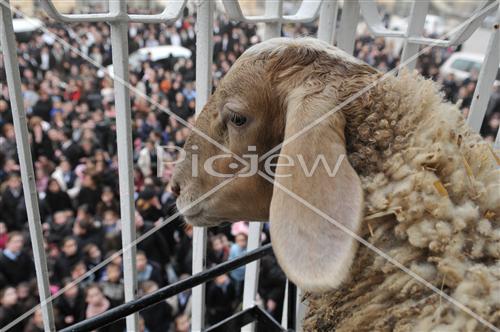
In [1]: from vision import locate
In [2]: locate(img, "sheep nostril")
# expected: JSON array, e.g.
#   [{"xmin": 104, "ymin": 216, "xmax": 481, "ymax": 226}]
[{"xmin": 171, "ymin": 182, "xmax": 181, "ymax": 196}]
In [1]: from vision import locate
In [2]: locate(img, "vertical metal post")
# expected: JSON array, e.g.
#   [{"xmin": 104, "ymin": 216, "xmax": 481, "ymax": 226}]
[
  {"xmin": 109, "ymin": 1, "xmax": 138, "ymax": 330},
  {"xmin": 495, "ymin": 129, "xmax": 500, "ymax": 150},
  {"xmin": 400, "ymin": 0, "xmax": 430, "ymax": 71},
  {"xmin": 336, "ymin": 0, "xmax": 360, "ymax": 54},
  {"xmin": 296, "ymin": 288, "xmax": 307, "ymax": 332},
  {"xmin": 467, "ymin": 6, "xmax": 500, "ymax": 133},
  {"xmin": 281, "ymin": 279, "xmax": 288, "ymax": 328},
  {"xmin": 264, "ymin": 0, "xmax": 283, "ymax": 40},
  {"xmin": 241, "ymin": 222, "xmax": 263, "ymax": 332},
  {"xmin": 0, "ymin": 1, "xmax": 55, "ymax": 331},
  {"xmin": 317, "ymin": 0, "xmax": 338, "ymax": 44},
  {"xmin": 286, "ymin": 281, "xmax": 297, "ymax": 330},
  {"xmin": 192, "ymin": 0, "xmax": 214, "ymax": 330}
]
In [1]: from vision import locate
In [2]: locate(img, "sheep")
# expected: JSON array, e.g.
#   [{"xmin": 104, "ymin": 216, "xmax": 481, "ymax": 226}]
[{"xmin": 171, "ymin": 37, "xmax": 500, "ymax": 331}]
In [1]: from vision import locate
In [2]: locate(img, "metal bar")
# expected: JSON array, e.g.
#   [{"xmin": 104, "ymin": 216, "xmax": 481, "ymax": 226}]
[
  {"xmin": 467, "ymin": 6, "xmax": 500, "ymax": 133},
  {"xmin": 192, "ymin": 0, "xmax": 214, "ymax": 330},
  {"xmin": 128, "ymin": 0, "xmax": 187, "ymax": 23},
  {"xmin": 317, "ymin": 0, "xmax": 339, "ymax": 44},
  {"xmin": 406, "ymin": 1, "xmax": 496, "ymax": 47},
  {"xmin": 221, "ymin": 0, "xmax": 320, "ymax": 23},
  {"xmin": 40, "ymin": 0, "xmax": 187, "ymax": 23},
  {"xmin": 495, "ymin": 127, "xmax": 500, "ymax": 150},
  {"xmin": 336, "ymin": 0, "xmax": 360, "ymax": 54},
  {"xmin": 400, "ymin": 0, "xmax": 430, "ymax": 71},
  {"xmin": 287, "ymin": 281, "xmax": 297, "ymax": 330},
  {"xmin": 60, "ymin": 244, "xmax": 273, "ymax": 332},
  {"xmin": 0, "ymin": 2, "xmax": 55, "ymax": 331},
  {"xmin": 205, "ymin": 306, "xmax": 285, "ymax": 332},
  {"xmin": 108, "ymin": 1, "xmax": 138, "ymax": 330},
  {"xmin": 241, "ymin": 222, "xmax": 263, "ymax": 332},
  {"xmin": 264, "ymin": 0, "xmax": 283, "ymax": 40},
  {"xmin": 295, "ymin": 288, "xmax": 306, "ymax": 332},
  {"xmin": 359, "ymin": 0, "xmax": 404, "ymax": 38},
  {"xmin": 281, "ymin": 279, "xmax": 288, "ymax": 328}
]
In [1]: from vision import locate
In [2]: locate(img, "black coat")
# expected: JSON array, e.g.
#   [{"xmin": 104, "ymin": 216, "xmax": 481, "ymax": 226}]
[
  {"xmin": 53, "ymin": 252, "xmax": 82, "ymax": 284},
  {"xmin": 206, "ymin": 279, "xmax": 237, "ymax": 325},
  {"xmin": 0, "ymin": 304, "xmax": 24, "ymax": 332},
  {"xmin": 137, "ymin": 221, "xmax": 170, "ymax": 267},
  {"xmin": 1, "ymin": 188, "xmax": 23, "ymax": 230},
  {"xmin": 140, "ymin": 301, "xmax": 173, "ymax": 332},
  {"xmin": 45, "ymin": 190, "xmax": 73, "ymax": 213},
  {"xmin": 0, "ymin": 251, "xmax": 34, "ymax": 288},
  {"xmin": 55, "ymin": 289, "xmax": 86, "ymax": 328}
]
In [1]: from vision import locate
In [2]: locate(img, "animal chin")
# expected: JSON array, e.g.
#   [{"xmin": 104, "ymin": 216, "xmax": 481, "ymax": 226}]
[{"xmin": 183, "ymin": 215, "xmax": 222, "ymax": 227}]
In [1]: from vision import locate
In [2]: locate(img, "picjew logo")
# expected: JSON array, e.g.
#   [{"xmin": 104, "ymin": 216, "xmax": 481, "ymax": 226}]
[{"xmin": 157, "ymin": 145, "xmax": 345, "ymax": 178}]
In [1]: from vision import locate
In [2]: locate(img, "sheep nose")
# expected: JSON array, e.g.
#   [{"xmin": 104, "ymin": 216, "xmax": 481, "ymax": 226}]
[{"xmin": 171, "ymin": 181, "xmax": 181, "ymax": 196}]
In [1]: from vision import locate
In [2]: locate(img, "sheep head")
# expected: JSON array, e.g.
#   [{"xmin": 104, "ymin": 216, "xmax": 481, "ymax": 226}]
[{"xmin": 172, "ymin": 37, "xmax": 378, "ymax": 291}]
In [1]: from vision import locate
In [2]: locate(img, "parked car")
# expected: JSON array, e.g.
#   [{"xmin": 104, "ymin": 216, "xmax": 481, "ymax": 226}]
[
  {"xmin": 439, "ymin": 52, "xmax": 500, "ymax": 84},
  {"xmin": 101, "ymin": 45, "xmax": 192, "ymax": 77},
  {"xmin": 390, "ymin": 14, "xmax": 446, "ymax": 36},
  {"xmin": 12, "ymin": 18, "xmax": 43, "ymax": 42}
]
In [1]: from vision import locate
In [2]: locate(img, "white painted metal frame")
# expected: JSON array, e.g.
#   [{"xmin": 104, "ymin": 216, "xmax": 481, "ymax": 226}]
[
  {"xmin": 0, "ymin": 0, "xmax": 499, "ymax": 331},
  {"xmin": 0, "ymin": 1, "xmax": 55, "ymax": 330},
  {"xmin": 468, "ymin": 5, "xmax": 500, "ymax": 136},
  {"xmin": 191, "ymin": 0, "xmax": 214, "ymax": 330}
]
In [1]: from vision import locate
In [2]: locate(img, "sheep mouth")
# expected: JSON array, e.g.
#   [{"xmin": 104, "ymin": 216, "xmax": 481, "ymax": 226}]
[
  {"xmin": 180, "ymin": 206, "xmax": 203, "ymax": 218},
  {"xmin": 183, "ymin": 215, "xmax": 224, "ymax": 227}
]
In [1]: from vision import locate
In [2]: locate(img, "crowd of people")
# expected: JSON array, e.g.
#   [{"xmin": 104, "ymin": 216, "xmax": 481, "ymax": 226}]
[{"xmin": 0, "ymin": 4, "xmax": 498, "ymax": 332}]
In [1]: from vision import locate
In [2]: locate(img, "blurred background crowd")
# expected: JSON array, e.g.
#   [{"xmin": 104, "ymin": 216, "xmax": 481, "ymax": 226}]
[{"xmin": 0, "ymin": 2, "xmax": 498, "ymax": 332}]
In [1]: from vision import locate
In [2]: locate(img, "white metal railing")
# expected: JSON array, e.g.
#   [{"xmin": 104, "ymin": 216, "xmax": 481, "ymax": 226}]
[{"xmin": 0, "ymin": 0, "xmax": 498, "ymax": 331}]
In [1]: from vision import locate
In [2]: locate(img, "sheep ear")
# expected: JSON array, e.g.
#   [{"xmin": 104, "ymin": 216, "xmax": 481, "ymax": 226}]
[{"xmin": 269, "ymin": 94, "xmax": 363, "ymax": 292}]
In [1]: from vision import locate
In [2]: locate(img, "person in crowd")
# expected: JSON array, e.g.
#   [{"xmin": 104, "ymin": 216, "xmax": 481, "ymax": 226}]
[
  {"xmin": 228, "ymin": 232, "xmax": 248, "ymax": 298},
  {"xmin": 136, "ymin": 250, "xmax": 166, "ymax": 287},
  {"xmin": 0, "ymin": 286, "xmax": 24, "ymax": 331},
  {"xmin": 82, "ymin": 243, "xmax": 103, "ymax": 281},
  {"xmin": 207, "ymin": 234, "xmax": 229, "ymax": 267},
  {"xmin": 166, "ymin": 273, "xmax": 192, "ymax": 318},
  {"xmin": 135, "ymin": 211, "xmax": 170, "ymax": 268},
  {"xmin": 84, "ymin": 284, "xmax": 124, "ymax": 332},
  {"xmin": 206, "ymin": 273, "xmax": 237, "ymax": 326},
  {"xmin": 47, "ymin": 211, "xmax": 74, "ymax": 245},
  {"xmin": 95, "ymin": 186, "xmax": 119, "ymax": 218},
  {"xmin": 139, "ymin": 281, "xmax": 173, "ymax": 332},
  {"xmin": 53, "ymin": 237, "xmax": 81, "ymax": 284},
  {"xmin": 173, "ymin": 314, "xmax": 190, "ymax": 332},
  {"xmin": 259, "ymin": 254, "xmax": 287, "ymax": 321},
  {"xmin": 98, "ymin": 263, "xmax": 124, "ymax": 305},
  {"xmin": 55, "ymin": 279, "xmax": 86, "ymax": 328},
  {"xmin": 22, "ymin": 308, "xmax": 45, "ymax": 332},
  {"xmin": 0, "ymin": 232, "xmax": 34, "ymax": 288},
  {"xmin": 1, "ymin": 174, "xmax": 24, "ymax": 231},
  {"xmin": 44, "ymin": 178, "xmax": 73, "ymax": 214}
]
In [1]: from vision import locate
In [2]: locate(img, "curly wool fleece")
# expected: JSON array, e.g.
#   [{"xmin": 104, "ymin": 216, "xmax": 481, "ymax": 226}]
[{"xmin": 304, "ymin": 72, "xmax": 500, "ymax": 332}]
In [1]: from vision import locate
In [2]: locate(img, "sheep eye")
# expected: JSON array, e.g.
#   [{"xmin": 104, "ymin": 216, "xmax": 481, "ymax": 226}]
[{"xmin": 229, "ymin": 112, "xmax": 247, "ymax": 127}]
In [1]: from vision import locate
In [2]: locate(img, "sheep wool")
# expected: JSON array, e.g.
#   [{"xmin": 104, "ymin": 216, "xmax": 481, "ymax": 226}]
[{"xmin": 304, "ymin": 71, "xmax": 500, "ymax": 332}]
